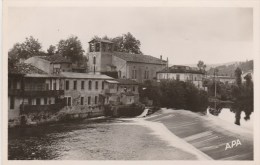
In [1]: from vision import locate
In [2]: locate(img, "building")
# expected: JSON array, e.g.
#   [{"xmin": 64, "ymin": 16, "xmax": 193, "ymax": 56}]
[
  {"xmin": 25, "ymin": 54, "xmax": 73, "ymax": 74},
  {"xmin": 8, "ymin": 62, "xmax": 65, "ymax": 126},
  {"xmin": 87, "ymin": 39, "xmax": 167, "ymax": 83},
  {"xmin": 156, "ymin": 65, "xmax": 206, "ymax": 90},
  {"xmin": 207, "ymin": 75, "xmax": 236, "ymax": 84},
  {"xmin": 59, "ymin": 72, "xmax": 114, "ymax": 117},
  {"xmin": 104, "ymin": 79, "xmax": 139, "ymax": 106}
]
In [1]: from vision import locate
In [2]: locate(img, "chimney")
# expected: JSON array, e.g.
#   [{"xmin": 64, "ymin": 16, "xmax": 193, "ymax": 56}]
[{"xmin": 160, "ymin": 55, "xmax": 162, "ymax": 60}]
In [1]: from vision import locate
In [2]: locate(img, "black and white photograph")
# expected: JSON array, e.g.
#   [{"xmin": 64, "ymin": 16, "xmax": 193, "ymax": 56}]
[{"xmin": 2, "ymin": 0, "xmax": 260, "ymax": 162}]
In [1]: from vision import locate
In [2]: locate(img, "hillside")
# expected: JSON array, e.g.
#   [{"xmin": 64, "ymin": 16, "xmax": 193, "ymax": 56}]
[{"xmin": 207, "ymin": 60, "xmax": 253, "ymax": 77}]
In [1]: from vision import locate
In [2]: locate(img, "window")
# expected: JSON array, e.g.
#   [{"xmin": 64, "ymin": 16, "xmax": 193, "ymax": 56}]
[
  {"xmin": 133, "ymin": 86, "xmax": 135, "ymax": 92},
  {"xmin": 89, "ymin": 81, "xmax": 92, "ymax": 90},
  {"xmin": 102, "ymin": 81, "xmax": 105, "ymax": 90},
  {"xmin": 95, "ymin": 96, "xmax": 98, "ymax": 104},
  {"xmin": 95, "ymin": 81, "xmax": 98, "ymax": 90},
  {"xmin": 80, "ymin": 97, "xmax": 84, "ymax": 105},
  {"xmin": 66, "ymin": 80, "xmax": 69, "ymax": 90},
  {"xmin": 28, "ymin": 98, "xmax": 32, "ymax": 105},
  {"xmin": 176, "ymin": 74, "xmax": 180, "ymax": 81},
  {"xmin": 81, "ymin": 81, "xmax": 85, "ymax": 90},
  {"xmin": 10, "ymin": 96, "xmax": 15, "ymax": 109},
  {"xmin": 54, "ymin": 82, "xmax": 57, "ymax": 90},
  {"xmin": 132, "ymin": 69, "xmax": 137, "ymax": 79},
  {"xmin": 68, "ymin": 97, "xmax": 72, "ymax": 106},
  {"xmin": 46, "ymin": 83, "xmax": 49, "ymax": 90},
  {"xmin": 88, "ymin": 96, "xmax": 91, "ymax": 105},
  {"xmin": 44, "ymin": 98, "xmax": 48, "ymax": 105},
  {"xmin": 93, "ymin": 56, "xmax": 96, "ymax": 64},
  {"xmin": 36, "ymin": 98, "xmax": 41, "ymax": 105},
  {"xmin": 118, "ymin": 71, "xmax": 121, "ymax": 78},
  {"xmin": 74, "ymin": 81, "xmax": 77, "ymax": 90}
]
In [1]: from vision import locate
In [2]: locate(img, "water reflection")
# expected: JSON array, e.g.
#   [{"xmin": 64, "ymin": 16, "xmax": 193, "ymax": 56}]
[{"xmin": 207, "ymin": 107, "xmax": 253, "ymax": 131}]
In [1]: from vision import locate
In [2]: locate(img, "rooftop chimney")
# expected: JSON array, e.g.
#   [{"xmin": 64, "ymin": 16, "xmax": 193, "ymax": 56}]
[{"xmin": 160, "ymin": 55, "xmax": 162, "ymax": 60}]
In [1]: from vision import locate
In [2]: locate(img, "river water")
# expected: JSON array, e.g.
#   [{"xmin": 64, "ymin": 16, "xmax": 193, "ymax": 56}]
[{"xmin": 8, "ymin": 117, "xmax": 197, "ymax": 160}]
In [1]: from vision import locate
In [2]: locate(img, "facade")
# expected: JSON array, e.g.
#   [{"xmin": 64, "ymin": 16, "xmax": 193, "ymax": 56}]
[
  {"xmin": 104, "ymin": 79, "xmax": 139, "ymax": 106},
  {"xmin": 60, "ymin": 72, "xmax": 114, "ymax": 117},
  {"xmin": 207, "ymin": 75, "xmax": 236, "ymax": 84},
  {"xmin": 87, "ymin": 39, "xmax": 167, "ymax": 83},
  {"xmin": 25, "ymin": 54, "xmax": 73, "ymax": 74},
  {"xmin": 157, "ymin": 65, "xmax": 206, "ymax": 90},
  {"xmin": 8, "ymin": 62, "xmax": 65, "ymax": 126}
]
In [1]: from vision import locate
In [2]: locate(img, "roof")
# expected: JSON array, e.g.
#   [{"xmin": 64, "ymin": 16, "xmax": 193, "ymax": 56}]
[
  {"xmin": 112, "ymin": 52, "xmax": 167, "ymax": 65},
  {"xmin": 37, "ymin": 54, "xmax": 71, "ymax": 64},
  {"xmin": 8, "ymin": 62, "xmax": 48, "ymax": 75},
  {"xmin": 158, "ymin": 65, "xmax": 204, "ymax": 74},
  {"xmin": 24, "ymin": 74, "xmax": 64, "ymax": 78},
  {"xmin": 208, "ymin": 75, "xmax": 235, "ymax": 79},
  {"xmin": 105, "ymin": 80, "xmax": 119, "ymax": 84},
  {"xmin": 89, "ymin": 39, "xmax": 114, "ymax": 44},
  {"xmin": 61, "ymin": 72, "xmax": 114, "ymax": 80},
  {"xmin": 115, "ymin": 79, "xmax": 139, "ymax": 85}
]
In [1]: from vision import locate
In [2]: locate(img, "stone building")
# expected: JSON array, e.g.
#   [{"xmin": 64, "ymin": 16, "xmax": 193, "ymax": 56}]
[
  {"xmin": 104, "ymin": 79, "xmax": 139, "ymax": 106},
  {"xmin": 157, "ymin": 65, "xmax": 206, "ymax": 90},
  {"xmin": 59, "ymin": 72, "xmax": 114, "ymax": 117},
  {"xmin": 87, "ymin": 39, "xmax": 167, "ymax": 83},
  {"xmin": 8, "ymin": 62, "xmax": 65, "ymax": 127}
]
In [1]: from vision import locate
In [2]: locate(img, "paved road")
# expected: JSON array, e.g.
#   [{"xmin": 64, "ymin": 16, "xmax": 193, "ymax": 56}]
[{"xmin": 145, "ymin": 109, "xmax": 254, "ymax": 160}]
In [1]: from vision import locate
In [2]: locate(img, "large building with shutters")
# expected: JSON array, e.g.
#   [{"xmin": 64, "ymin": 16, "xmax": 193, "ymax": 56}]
[{"xmin": 87, "ymin": 39, "xmax": 167, "ymax": 83}]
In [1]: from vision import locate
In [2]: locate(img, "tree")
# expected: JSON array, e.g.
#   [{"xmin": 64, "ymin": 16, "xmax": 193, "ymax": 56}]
[
  {"xmin": 94, "ymin": 32, "xmax": 143, "ymax": 54},
  {"xmin": 56, "ymin": 36, "xmax": 85, "ymax": 64},
  {"xmin": 197, "ymin": 60, "xmax": 207, "ymax": 71},
  {"xmin": 235, "ymin": 67, "xmax": 242, "ymax": 86},
  {"xmin": 8, "ymin": 36, "xmax": 43, "ymax": 63},
  {"xmin": 47, "ymin": 45, "xmax": 56, "ymax": 55},
  {"xmin": 231, "ymin": 68, "xmax": 253, "ymax": 126}
]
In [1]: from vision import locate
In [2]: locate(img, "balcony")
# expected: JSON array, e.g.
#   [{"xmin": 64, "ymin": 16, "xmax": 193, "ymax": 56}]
[
  {"xmin": 20, "ymin": 100, "xmax": 66, "ymax": 114},
  {"xmin": 9, "ymin": 89, "xmax": 64, "ymax": 97},
  {"xmin": 105, "ymin": 88, "xmax": 117, "ymax": 94}
]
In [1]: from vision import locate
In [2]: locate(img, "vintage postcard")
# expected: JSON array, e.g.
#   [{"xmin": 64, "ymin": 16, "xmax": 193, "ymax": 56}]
[{"xmin": 2, "ymin": 0, "xmax": 260, "ymax": 164}]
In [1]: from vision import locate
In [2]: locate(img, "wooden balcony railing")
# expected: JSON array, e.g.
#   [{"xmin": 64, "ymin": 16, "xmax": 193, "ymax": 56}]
[
  {"xmin": 9, "ymin": 89, "xmax": 64, "ymax": 97},
  {"xmin": 20, "ymin": 100, "xmax": 66, "ymax": 114}
]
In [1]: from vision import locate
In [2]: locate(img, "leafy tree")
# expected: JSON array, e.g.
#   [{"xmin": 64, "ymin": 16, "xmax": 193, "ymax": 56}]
[
  {"xmin": 47, "ymin": 45, "xmax": 56, "ymax": 55},
  {"xmin": 235, "ymin": 67, "xmax": 242, "ymax": 86},
  {"xmin": 197, "ymin": 60, "xmax": 207, "ymax": 71},
  {"xmin": 8, "ymin": 36, "xmax": 43, "ymax": 63},
  {"xmin": 94, "ymin": 32, "xmax": 143, "ymax": 54},
  {"xmin": 56, "ymin": 36, "xmax": 85, "ymax": 64},
  {"xmin": 140, "ymin": 79, "xmax": 208, "ymax": 112},
  {"xmin": 231, "ymin": 70, "xmax": 253, "ymax": 125}
]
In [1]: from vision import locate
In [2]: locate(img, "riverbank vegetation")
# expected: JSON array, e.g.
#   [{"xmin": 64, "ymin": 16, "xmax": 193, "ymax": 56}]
[{"xmin": 139, "ymin": 80, "xmax": 208, "ymax": 112}]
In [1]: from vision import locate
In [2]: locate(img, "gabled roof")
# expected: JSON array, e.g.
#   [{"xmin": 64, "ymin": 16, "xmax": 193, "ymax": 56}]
[
  {"xmin": 116, "ymin": 79, "xmax": 139, "ymax": 85},
  {"xmin": 61, "ymin": 72, "xmax": 114, "ymax": 80},
  {"xmin": 37, "ymin": 54, "xmax": 71, "ymax": 64},
  {"xmin": 113, "ymin": 52, "xmax": 166, "ymax": 65},
  {"xmin": 8, "ymin": 62, "xmax": 48, "ymax": 75}
]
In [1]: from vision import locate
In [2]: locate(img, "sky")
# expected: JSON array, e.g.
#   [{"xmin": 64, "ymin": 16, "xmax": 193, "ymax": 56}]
[{"xmin": 8, "ymin": 7, "xmax": 253, "ymax": 65}]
